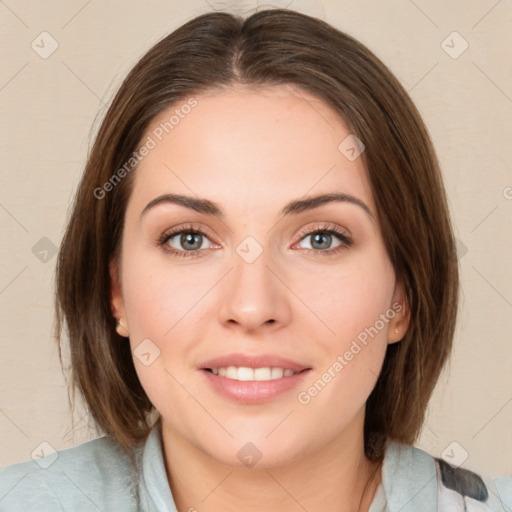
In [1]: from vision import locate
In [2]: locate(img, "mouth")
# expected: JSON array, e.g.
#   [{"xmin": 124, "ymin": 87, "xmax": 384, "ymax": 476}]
[{"xmin": 198, "ymin": 354, "xmax": 312, "ymax": 404}]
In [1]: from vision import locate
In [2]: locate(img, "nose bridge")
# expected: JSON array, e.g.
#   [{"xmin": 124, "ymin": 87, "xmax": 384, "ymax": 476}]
[{"xmin": 217, "ymin": 234, "xmax": 290, "ymax": 330}]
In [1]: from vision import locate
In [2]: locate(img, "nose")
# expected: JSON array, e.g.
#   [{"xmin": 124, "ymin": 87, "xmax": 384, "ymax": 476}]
[{"xmin": 217, "ymin": 245, "xmax": 291, "ymax": 333}]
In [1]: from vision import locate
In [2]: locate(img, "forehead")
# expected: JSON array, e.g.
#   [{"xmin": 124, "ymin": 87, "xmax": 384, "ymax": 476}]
[{"xmin": 129, "ymin": 85, "xmax": 374, "ymax": 217}]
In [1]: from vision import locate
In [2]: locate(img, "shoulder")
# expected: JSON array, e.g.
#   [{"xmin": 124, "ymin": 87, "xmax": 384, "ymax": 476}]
[
  {"xmin": 382, "ymin": 439, "xmax": 512, "ymax": 511},
  {"xmin": 0, "ymin": 435, "xmax": 140, "ymax": 511}
]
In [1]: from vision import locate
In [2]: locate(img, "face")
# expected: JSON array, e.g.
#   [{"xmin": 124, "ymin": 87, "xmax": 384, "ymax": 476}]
[{"xmin": 110, "ymin": 85, "xmax": 409, "ymax": 467}]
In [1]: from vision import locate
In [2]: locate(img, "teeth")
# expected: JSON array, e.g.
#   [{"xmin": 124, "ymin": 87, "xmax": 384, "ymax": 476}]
[
  {"xmin": 226, "ymin": 366, "xmax": 238, "ymax": 379},
  {"xmin": 254, "ymin": 367, "xmax": 272, "ymax": 380},
  {"xmin": 209, "ymin": 366, "xmax": 297, "ymax": 381}
]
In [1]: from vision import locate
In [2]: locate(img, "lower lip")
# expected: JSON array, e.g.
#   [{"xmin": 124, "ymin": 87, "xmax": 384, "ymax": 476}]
[{"xmin": 201, "ymin": 369, "xmax": 311, "ymax": 404}]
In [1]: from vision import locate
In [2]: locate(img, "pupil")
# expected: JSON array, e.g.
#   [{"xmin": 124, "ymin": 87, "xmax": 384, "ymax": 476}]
[
  {"xmin": 312, "ymin": 233, "xmax": 331, "ymax": 249},
  {"xmin": 182, "ymin": 233, "xmax": 201, "ymax": 250}
]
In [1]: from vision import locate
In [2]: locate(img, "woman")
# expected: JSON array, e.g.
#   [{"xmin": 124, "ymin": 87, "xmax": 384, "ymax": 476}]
[{"xmin": 1, "ymin": 8, "xmax": 510, "ymax": 512}]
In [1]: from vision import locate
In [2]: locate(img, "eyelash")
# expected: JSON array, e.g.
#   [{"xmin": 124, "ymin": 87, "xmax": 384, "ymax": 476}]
[{"xmin": 157, "ymin": 223, "xmax": 353, "ymax": 259}]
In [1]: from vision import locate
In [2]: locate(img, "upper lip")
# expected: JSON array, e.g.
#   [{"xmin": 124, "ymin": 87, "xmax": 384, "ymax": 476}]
[{"xmin": 199, "ymin": 353, "xmax": 311, "ymax": 373}]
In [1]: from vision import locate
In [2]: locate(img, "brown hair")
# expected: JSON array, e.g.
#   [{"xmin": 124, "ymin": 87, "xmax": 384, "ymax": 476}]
[{"xmin": 55, "ymin": 6, "xmax": 459, "ymax": 475}]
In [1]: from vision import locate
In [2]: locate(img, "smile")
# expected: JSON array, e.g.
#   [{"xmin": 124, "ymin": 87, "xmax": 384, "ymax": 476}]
[{"xmin": 205, "ymin": 366, "xmax": 297, "ymax": 381}]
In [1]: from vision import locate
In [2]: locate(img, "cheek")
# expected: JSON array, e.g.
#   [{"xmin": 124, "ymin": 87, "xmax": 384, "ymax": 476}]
[
  {"xmin": 120, "ymin": 249, "xmax": 216, "ymax": 396},
  {"xmin": 121, "ymin": 250, "xmax": 212, "ymax": 339},
  {"xmin": 292, "ymin": 254, "xmax": 395, "ymax": 414},
  {"xmin": 292, "ymin": 252, "xmax": 395, "ymax": 347},
  {"xmin": 120, "ymin": 252, "xmax": 198, "ymax": 414}
]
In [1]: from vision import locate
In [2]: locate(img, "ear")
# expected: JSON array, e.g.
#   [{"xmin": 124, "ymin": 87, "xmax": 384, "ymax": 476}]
[
  {"xmin": 387, "ymin": 277, "xmax": 411, "ymax": 344},
  {"xmin": 109, "ymin": 257, "xmax": 129, "ymax": 337}
]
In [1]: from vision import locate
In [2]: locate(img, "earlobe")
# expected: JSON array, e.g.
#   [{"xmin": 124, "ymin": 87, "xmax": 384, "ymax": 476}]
[
  {"xmin": 109, "ymin": 258, "xmax": 130, "ymax": 337},
  {"xmin": 388, "ymin": 278, "xmax": 411, "ymax": 344},
  {"xmin": 115, "ymin": 319, "xmax": 130, "ymax": 338}
]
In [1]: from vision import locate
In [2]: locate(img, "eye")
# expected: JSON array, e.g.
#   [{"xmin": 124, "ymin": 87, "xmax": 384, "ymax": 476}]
[
  {"xmin": 294, "ymin": 224, "xmax": 352, "ymax": 256},
  {"xmin": 158, "ymin": 223, "xmax": 217, "ymax": 258}
]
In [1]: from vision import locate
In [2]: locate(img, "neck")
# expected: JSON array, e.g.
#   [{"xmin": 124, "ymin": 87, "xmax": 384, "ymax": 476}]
[{"xmin": 161, "ymin": 414, "xmax": 383, "ymax": 512}]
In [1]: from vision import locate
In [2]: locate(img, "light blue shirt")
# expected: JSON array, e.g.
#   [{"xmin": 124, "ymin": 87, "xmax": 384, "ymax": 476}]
[{"xmin": 1, "ymin": 421, "xmax": 511, "ymax": 511}]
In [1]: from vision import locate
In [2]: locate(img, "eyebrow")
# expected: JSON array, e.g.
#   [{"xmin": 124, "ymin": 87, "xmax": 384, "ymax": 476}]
[{"xmin": 140, "ymin": 192, "xmax": 374, "ymax": 220}]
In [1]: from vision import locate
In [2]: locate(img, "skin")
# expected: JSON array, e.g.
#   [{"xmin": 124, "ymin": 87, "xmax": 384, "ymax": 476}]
[{"xmin": 110, "ymin": 84, "xmax": 410, "ymax": 512}]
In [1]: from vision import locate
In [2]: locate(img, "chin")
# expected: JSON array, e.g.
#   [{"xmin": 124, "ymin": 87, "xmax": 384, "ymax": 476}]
[{"xmin": 195, "ymin": 428, "xmax": 311, "ymax": 469}]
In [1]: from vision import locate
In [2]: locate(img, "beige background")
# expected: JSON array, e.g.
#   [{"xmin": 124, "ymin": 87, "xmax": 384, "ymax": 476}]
[{"xmin": 0, "ymin": 0, "xmax": 511, "ymax": 478}]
